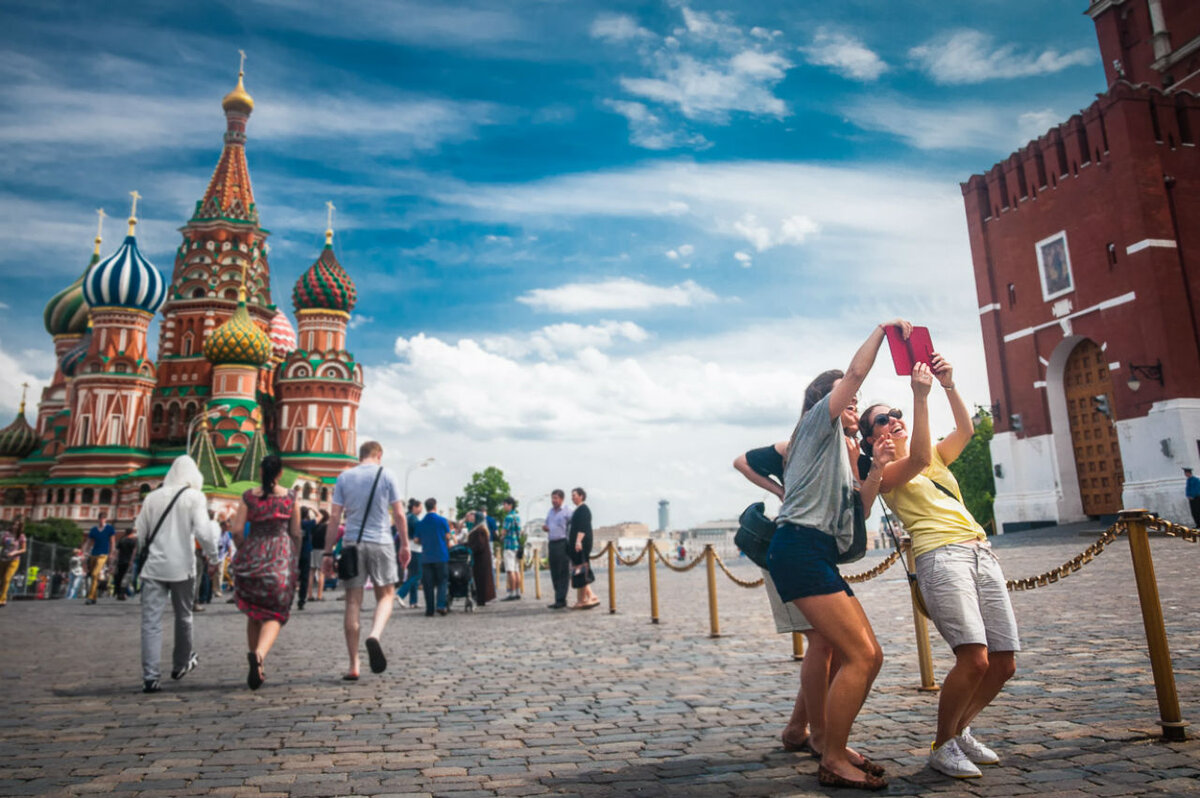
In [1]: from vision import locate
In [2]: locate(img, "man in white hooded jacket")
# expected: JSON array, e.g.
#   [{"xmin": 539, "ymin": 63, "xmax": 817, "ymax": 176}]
[{"xmin": 135, "ymin": 455, "xmax": 220, "ymax": 693}]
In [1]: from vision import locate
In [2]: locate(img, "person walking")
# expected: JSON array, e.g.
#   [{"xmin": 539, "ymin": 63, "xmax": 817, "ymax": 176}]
[
  {"xmin": 501, "ymin": 497, "xmax": 522, "ymax": 601},
  {"xmin": 230, "ymin": 455, "xmax": 301, "ymax": 690},
  {"xmin": 0, "ymin": 518, "xmax": 27, "ymax": 606},
  {"xmin": 328, "ymin": 441, "xmax": 409, "ymax": 679},
  {"xmin": 1185, "ymin": 468, "xmax": 1200, "ymax": 527},
  {"xmin": 543, "ymin": 490, "xmax": 573, "ymax": 610},
  {"xmin": 399, "ymin": 499, "xmax": 423, "ymax": 609},
  {"xmin": 83, "ymin": 511, "xmax": 117, "ymax": 604},
  {"xmin": 310, "ymin": 509, "xmax": 329, "ymax": 602},
  {"xmin": 861, "ymin": 352, "xmax": 1019, "ymax": 780},
  {"xmin": 415, "ymin": 498, "xmax": 451, "ymax": 616},
  {"xmin": 135, "ymin": 455, "xmax": 220, "ymax": 693},
  {"xmin": 112, "ymin": 529, "xmax": 138, "ymax": 601},
  {"xmin": 568, "ymin": 488, "xmax": 599, "ymax": 609}
]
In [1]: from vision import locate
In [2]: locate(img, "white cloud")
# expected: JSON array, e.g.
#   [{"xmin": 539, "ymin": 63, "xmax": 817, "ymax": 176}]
[
  {"xmin": 603, "ymin": 99, "xmax": 709, "ymax": 150},
  {"xmin": 0, "ymin": 337, "xmax": 50, "ymax": 421},
  {"xmin": 734, "ymin": 251, "xmax": 752, "ymax": 267},
  {"xmin": 516, "ymin": 278, "xmax": 718, "ymax": 313},
  {"xmin": 348, "ymin": 315, "xmax": 374, "ymax": 330},
  {"xmin": 910, "ymin": 30, "xmax": 1094, "ymax": 85},
  {"xmin": 677, "ymin": 244, "xmax": 695, "ymax": 257},
  {"xmin": 481, "ymin": 320, "xmax": 649, "ymax": 360},
  {"xmin": 801, "ymin": 28, "xmax": 888, "ymax": 81},
  {"xmin": 843, "ymin": 98, "xmax": 1065, "ymax": 152},
  {"xmin": 590, "ymin": 13, "xmax": 653, "ymax": 42}
]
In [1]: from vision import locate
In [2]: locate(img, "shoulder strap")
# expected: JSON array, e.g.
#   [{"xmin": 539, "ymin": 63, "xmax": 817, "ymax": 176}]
[
  {"xmin": 356, "ymin": 466, "xmax": 384, "ymax": 544},
  {"xmin": 928, "ymin": 477, "xmax": 962, "ymax": 504},
  {"xmin": 144, "ymin": 487, "xmax": 189, "ymax": 555}
]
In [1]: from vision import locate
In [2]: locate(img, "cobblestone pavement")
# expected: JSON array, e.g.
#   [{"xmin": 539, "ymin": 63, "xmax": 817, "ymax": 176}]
[{"xmin": 0, "ymin": 524, "xmax": 1197, "ymax": 797}]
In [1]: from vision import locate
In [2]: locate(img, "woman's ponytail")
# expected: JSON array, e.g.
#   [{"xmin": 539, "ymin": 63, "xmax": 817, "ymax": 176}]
[{"xmin": 260, "ymin": 454, "xmax": 283, "ymax": 499}]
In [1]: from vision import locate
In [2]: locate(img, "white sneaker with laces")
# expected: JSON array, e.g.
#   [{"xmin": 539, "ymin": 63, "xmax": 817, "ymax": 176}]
[
  {"xmin": 395, "ymin": 596, "xmax": 409, "ymax": 608},
  {"xmin": 956, "ymin": 727, "xmax": 999, "ymax": 765},
  {"xmin": 928, "ymin": 738, "xmax": 983, "ymax": 779}
]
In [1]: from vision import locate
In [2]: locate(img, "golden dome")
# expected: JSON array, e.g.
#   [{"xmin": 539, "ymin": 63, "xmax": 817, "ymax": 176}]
[
  {"xmin": 222, "ymin": 70, "xmax": 254, "ymax": 114},
  {"xmin": 204, "ymin": 300, "xmax": 270, "ymax": 367}
]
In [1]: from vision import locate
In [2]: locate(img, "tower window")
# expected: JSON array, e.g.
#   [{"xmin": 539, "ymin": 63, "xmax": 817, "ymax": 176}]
[
  {"xmin": 1007, "ymin": 283, "xmax": 1017, "ymax": 308},
  {"xmin": 1107, "ymin": 242, "xmax": 1118, "ymax": 267}
]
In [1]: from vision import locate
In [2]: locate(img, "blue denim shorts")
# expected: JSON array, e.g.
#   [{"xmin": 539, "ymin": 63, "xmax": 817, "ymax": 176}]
[{"xmin": 767, "ymin": 523, "xmax": 853, "ymax": 603}]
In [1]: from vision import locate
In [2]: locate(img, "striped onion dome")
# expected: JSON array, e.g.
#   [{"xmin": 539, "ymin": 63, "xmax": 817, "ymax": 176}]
[
  {"xmin": 293, "ymin": 240, "xmax": 356, "ymax": 314},
  {"xmin": 43, "ymin": 253, "xmax": 96, "ymax": 336},
  {"xmin": 268, "ymin": 309, "xmax": 296, "ymax": 361},
  {"xmin": 83, "ymin": 234, "xmax": 167, "ymax": 313},
  {"xmin": 60, "ymin": 324, "xmax": 93, "ymax": 378},
  {"xmin": 0, "ymin": 408, "xmax": 37, "ymax": 459},
  {"xmin": 203, "ymin": 300, "xmax": 271, "ymax": 367}
]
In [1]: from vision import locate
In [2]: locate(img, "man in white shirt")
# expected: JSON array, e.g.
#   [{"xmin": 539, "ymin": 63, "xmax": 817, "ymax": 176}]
[
  {"xmin": 134, "ymin": 455, "xmax": 220, "ymax": 694},
  {"xmin": 328, "ymin": 441, "xmax": 410, "ymax": 679},
  {"xmin": 542, "ymin": 490, "xmax": 574, "ymax": 610}
]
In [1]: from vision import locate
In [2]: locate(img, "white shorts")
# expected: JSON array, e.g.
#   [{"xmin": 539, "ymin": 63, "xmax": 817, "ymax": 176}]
[
  {"xmin": 916, "ymin": 542, "xmax": 1020, "ymax": 652},
  {"xmin": 503, "ymin": 549, "xmax": 520, "ymax": 572},
  {"xmin": 761, "ymin": 567, "xmax": 812, "ymax": 633},
  {"xmin": 310, "ymin": 549, "xmax": 325, "ymax": 569}
]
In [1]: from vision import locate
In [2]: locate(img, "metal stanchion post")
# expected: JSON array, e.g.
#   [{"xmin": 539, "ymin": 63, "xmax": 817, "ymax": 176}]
[
  {"xmin": 648, "ymin": 541, "xmax": 660, "ymax": 624},
  {"xmin": 792, "ymin": 632, "xmax": 805, "ymax": 661},
  {"xmin": 903, "ymin": 538, "xmax": 939, "ymax": 692},
  {"xmin": 607, "ymin": 542, "xmax": 616, "ymax": 614},
  {"xmin": 705, "ymin": 545, "xmax": 720, "ymax": 638},
  {"xmin": 1122, "ymin": 509, "xmax": 1188, "ymax": 741},
  {"xmin": 533, "ymin": 545, "xmax": 542, "ymax": 600}
]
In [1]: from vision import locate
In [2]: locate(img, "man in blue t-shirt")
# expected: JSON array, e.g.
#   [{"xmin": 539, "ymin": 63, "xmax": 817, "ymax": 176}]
[
  {"xmin": 415, "ymin": 498, "xmax": 451, "ymax": 616},
  {"xmin": 83, "ymin": 512, "xmax": 117, "ymax": 604},
  {"xmin": 1185, "ymin": 468, "xmax": 1200, "ymax": 527}
]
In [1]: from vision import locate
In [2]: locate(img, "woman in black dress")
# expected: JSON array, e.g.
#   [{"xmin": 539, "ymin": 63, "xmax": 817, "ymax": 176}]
[{"xmin": 568, "ymin": 487, "xmax": 599, "ymax": 609}]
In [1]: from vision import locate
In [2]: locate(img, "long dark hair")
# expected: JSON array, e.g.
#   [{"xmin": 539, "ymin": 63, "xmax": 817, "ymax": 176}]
[
  {"xmin": 260, "ymin": 454, "xmax": 283, "ymax": 499},
  {"xmin": 803, "ymin": 369, "xmax": 844, "ymax": 414}
]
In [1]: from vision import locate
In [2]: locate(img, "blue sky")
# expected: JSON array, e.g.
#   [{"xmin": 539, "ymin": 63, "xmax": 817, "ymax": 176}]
[{"xmin": 0, "ymin": 1, "xmax": 1106, "ymax": 527}]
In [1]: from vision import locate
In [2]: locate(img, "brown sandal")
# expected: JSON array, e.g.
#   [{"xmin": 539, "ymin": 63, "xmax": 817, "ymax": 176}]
[
  {"xmin": 804, "ymin": 745, "xmax": 886, "ymax": 777},
  {"xmin": 817, "ymin": 764, "xmax": 887, "ymax": 791},
  {"xmin": 780, "ymin": 733, "xmax": 809, "ymax": 753}
]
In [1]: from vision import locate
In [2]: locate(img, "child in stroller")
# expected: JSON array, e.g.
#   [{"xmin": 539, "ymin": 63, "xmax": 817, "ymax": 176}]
[{"xmin": 446, "ymin": 545, "xmax": 475, "ymax": 612}]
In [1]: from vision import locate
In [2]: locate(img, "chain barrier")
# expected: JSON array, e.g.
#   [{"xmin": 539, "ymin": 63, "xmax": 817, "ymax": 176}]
[
  {"xmin": 844, "ymin": 550, "xmax": 902, "ymax": 584},
  {"xmin": 1004, "ymin": 522, "xmax": 1126, "ymax": 591},
  {"xmin": 651, "ymin": 545, "xmax": 707, "ymax": 573},
  {"xmin": 1146, "ymin": 515, "xmax": 1200, "ymax": 543}
]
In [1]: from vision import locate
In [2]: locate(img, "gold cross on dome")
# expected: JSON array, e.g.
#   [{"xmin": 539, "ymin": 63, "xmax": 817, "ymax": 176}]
[
  {"xmin": 326, "ymin": 200, "xmax": 336, "ymax": 230},
  {"xmin": 19, "ymin": 382, "xmax": 29, "ymax": 413},
  {"xmin": 95, "ymin": 208, "xmax": 106, "ymax": 237},
  {"xmin": 129, "ymin": 190, "xmax": 141, "ymax": 219},
  {"xmin": 239, "ymin": 49, "xmax": 246, "ymax": 74}
]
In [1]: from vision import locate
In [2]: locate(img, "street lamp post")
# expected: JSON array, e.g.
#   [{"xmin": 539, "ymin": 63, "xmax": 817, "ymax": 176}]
[
  {"xmin": 186, "ymin": 404, "xmax": 232, "ymax": 453},
  {"xmin": 404, "ymin": 457, "xmax": 435, "ymax": 499}
]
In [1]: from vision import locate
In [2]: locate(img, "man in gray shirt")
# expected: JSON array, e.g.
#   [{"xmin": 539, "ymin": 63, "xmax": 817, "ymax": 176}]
[
  {"xmin": 329, "ymin": 441, "xmax": 410, "ymax": 679},
  {"xmin": 542, "ymin": 489, "xmax": 573, "ymax": 610}
]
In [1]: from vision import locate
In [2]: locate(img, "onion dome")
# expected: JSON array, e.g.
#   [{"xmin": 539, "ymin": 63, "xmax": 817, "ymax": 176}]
[
  {"xmin": 83, "ymin": 195, "xmax": 166, "ymax": 313},
  {"xmin": 45, "ymin": 212, "xmax": 105, "ymax": 336},
  {"xmin": 268, "ymin": 309, "xmax": 296, "ymax": 361},
  {"xmin": 293, "ymin": 231, "xmax": 357, "ymax": 313},
  {"xmin": 60, "ymin": 321, "xmax": 93, "ymax": 378},
  {"xmin": 0, "ymin": 391, "xmax": 38, "ymax": 459},
  {"xmin": 204, "ymin": 300, "xmax": 271, "ymax": 367},
  {"xmin": 222, "ymin": 68, "xmax": 254, "ymax": 115}
]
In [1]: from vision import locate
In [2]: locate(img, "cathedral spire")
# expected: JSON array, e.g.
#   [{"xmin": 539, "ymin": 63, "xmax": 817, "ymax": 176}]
[{"xmin": 93, "ymin": 208, "xmax": 105, "ymax": 256}]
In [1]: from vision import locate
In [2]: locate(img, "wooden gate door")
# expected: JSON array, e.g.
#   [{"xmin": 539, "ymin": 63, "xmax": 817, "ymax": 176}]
[{"xmin": 1063, "ymin": 339, "xmax": 1124, "ymax": 516}]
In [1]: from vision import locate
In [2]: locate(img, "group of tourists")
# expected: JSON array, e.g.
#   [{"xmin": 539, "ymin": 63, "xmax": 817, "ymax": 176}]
[{"xmin": 735, "ymin": 320, "xmax": 1019, "ymax": 790}]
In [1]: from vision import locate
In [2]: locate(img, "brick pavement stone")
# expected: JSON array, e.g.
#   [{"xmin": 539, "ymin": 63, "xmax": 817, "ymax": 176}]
[{"xmin": 0, "ymin": 527, "xmax": 1197, "ymax": 796}]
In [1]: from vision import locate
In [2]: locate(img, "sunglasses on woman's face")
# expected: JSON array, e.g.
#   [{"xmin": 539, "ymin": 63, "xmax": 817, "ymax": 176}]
[{"xmin": 872, "ymin": 408, "xmax": 903, "ymax": 428}]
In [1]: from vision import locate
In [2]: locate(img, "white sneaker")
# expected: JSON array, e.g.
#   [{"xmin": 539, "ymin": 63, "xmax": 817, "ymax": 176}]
[
  {"xmin": 394, "ymin": 596, "xmax": 409, "ymax": 608},
  {"xmin": 956, "ymin": 727, "xmax": 999, "ymax": 765},
  {"xmin": 928, "ymin": 738, "xmax": 982, "ymax": 779}
]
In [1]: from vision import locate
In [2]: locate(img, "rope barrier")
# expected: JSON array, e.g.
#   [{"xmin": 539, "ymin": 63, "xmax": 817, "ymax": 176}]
[
  {"xmin": 614, "ymin": 540, "xmax": 652, "ymax": 567},
  {"xmin": 711, "ymin": 550, "xmax": 765, "ymax": 588},
  {"xmin": 652, "ymin": 546, "xmax": 707, "ymax": 573},
  {"xmin": 843, "ymin": 550, "xmax": 902, "ymax": 584}
]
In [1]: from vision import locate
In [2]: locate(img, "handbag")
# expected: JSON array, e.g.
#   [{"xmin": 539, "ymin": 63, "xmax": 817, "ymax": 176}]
[
  {"xmin": 836, "ymin": 490, "xmax": 868, "ymax": 564},
  {"xmin": 337, "ymin": 466, "xmax": 383, "ymax": 582},
  {"xmin": 133, "ymin": 487, "xmax": 189, "ymax": 589},
  {"xmin": 734, "ymin": 501, "xmax": 774, "ymax": 569},
  {"xmin": 571, "ymin": 562, "xmax": 594, "ymax": 588}
]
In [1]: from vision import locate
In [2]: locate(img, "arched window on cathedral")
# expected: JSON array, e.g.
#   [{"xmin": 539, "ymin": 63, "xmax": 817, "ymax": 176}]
[
  {"xmin": 99, "ymin": 488, "xmax": 113, "ymax": 505},
  {"xmin": 320, "ymin": 487, "xmax": 329, "ymax": 502},
  {"xmin": 68, "ymin": 488, "xmax": 76, "ymax": 504},
  {"xmin": 182, "ymin": 332, "xmax": 194, "ymax": 357},
  {"xmin": 323, "ymin": 427, "xmax": 333, "ymax": 452},
  {"xmin": 184, "ymin": 402, "xmax": 198, "ymax": 427},
  {"xmin": 153, "ymin": 403, "xmax": 164, "ymax": 427},
  {"xmin": 224, "ymin": 288, "xmax": 238, "ymax": 300},
  {"xmin": 192, "ymin": 288, "xmax": 205, "ymax": 299},
  {"xmin": 303, "ymin": 483, "xmax": 313, "ymax": 500},
  {"xmin": 167, "ymin": 404, "xmax": 182, "ymax": 441},
  {"xmin": 56, "ymin": 489, "xmax": 65, "ymax": 504},
  {"xmin": 82, "ymin": 488, "xmax": 94, "ymax": 504}
]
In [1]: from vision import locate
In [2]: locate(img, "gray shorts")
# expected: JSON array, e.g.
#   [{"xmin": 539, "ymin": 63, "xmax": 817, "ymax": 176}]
[
  {"xmin": 916, "ymin": 542, "xmax": 1020, "ymax": 652},
  {"xmin": 342, "ymin": 542, "xmax": 398, "ymax": 589},
  {"xmin": 761, "ymin": 567, "xmax": 813, "ymax": 633}
]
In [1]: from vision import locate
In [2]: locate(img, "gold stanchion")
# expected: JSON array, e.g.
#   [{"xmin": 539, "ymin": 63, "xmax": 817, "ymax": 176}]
[
  {"xmin": 607, "ymin": 542, "xmax": 616, "ymax": 614},
  {"xmin": 1122, "ymin": 509, "xmax": 1188, "ymax": 741},
  {"xmin": 902, "ymin": 538, "xmax": 939, "ymax": 692},
  {"xmin": 533, "ymin": 545, "xmax": 542, "ymax": 600},
  {"xmin": 705, "ymin": 545, "xmax": 720, "ymax": 638},
  {"xmin": 648, "ymin": 541, "xmax": 660, "ymax": 624},
  {"xmin": 792, "ymin": 632, "xmax": 805, "ymax": 661}
]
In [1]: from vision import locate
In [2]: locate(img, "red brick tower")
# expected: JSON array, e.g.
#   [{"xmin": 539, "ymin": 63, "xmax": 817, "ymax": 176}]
[
  {"xmin": 961, "ymin": 2, "xmax": 1200, "ymax": 529},
  {"xmin": 152, "ymin": 59, "xmax": 274, "ymax": 447},
  {"xmin": 276, "ymin": 215, "xmax": 363, "ymax": 479}
]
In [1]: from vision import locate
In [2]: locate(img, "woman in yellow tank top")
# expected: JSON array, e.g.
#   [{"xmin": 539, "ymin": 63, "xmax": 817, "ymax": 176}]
[{"xmin": 857, "ymin": 354, "xmax": 1019, "ymax": 781}]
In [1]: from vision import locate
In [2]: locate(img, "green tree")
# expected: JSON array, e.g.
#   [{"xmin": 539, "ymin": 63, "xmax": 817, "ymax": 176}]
[
  {"xmin": 24, "ymin": 517, "xmax": 85, "ymax": 548},
  {"xmin": 948, "ymin": 411, "xmax": 997, "ymax": 533},
  {"xmin": 455, "ymin": 466, "xmax": 512, "ymax": 520}
]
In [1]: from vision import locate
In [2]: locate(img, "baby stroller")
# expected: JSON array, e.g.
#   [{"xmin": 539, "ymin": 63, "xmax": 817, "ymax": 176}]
[{"xmin": 446, "ymin": 545, "xmax": 475, "ymax": 613}]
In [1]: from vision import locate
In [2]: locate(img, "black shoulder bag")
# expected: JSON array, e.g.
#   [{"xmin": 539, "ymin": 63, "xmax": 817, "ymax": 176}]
[
  {"xmin": 337, "ymin": 467, "xmax": 383, "ymax": 582},
  {"xmin": 734, "ymin": 501, "xmax": 775, "ymax": 569},
  {"xmin": 133, "ymin": 487, "xmax": 189, "ymax": 589}
]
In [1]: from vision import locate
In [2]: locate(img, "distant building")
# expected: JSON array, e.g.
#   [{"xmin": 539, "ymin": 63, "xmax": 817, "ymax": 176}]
[
  {"xmin": 961, "ymin": 1, "xmax": 1200, "ymax": 530},
  {"xmin": 593, "ymin": 521, "xmax": 650, "ymax": 546},
  {"xmin": 657, "ymin": 499, "xmax": 669, "ymax": 532},
  {"xmin": 684, "ymin": 519, "xmax": 739, "ymax": 549}
]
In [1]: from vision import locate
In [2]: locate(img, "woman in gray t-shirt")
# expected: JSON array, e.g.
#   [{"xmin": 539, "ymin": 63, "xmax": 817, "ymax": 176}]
[{"xmin": 765, "ymin": 319, "xmax": 908, "ymax": 792}]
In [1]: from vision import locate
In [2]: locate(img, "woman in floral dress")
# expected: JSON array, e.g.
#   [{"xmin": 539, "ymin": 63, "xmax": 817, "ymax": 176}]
[{"xmin": 230, "ymin": 455, "xmax": 300, "ymax": 689}]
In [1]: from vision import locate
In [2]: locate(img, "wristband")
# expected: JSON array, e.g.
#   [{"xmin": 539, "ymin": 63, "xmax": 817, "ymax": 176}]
[{"xmin": 943, "ymin": 383, "xmax": 956, "ymax": 391}]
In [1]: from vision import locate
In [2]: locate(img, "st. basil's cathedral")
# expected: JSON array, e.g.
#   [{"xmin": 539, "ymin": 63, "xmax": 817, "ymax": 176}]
[{"xmin": 0, "ymin": 66, "xmax": 364, "ymax": 525}]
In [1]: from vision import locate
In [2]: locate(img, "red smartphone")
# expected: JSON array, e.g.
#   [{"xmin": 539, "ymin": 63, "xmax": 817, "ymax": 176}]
[{"xmin": 885, "ymin": 325, "xmax": 935, "ymax": 376}]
